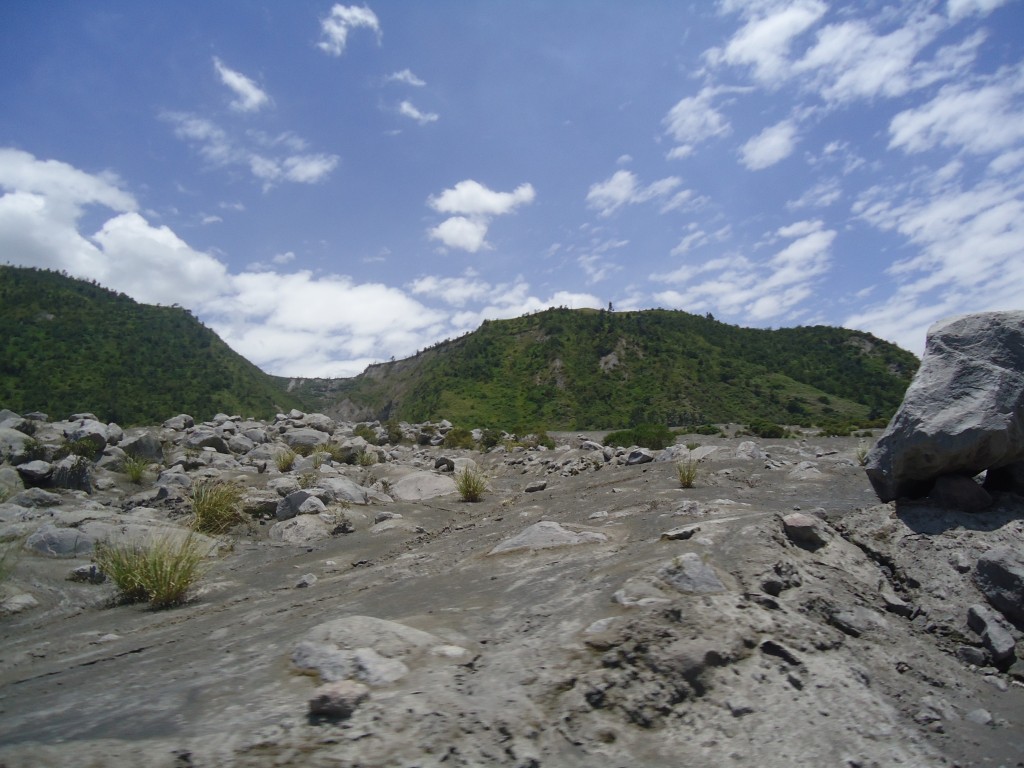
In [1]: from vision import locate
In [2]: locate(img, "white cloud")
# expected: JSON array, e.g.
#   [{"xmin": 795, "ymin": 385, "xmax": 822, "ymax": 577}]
[
  {"xmin": 662, "ymin": 86, "xmax": 735, "ymax": 157},
  {"xmin": 786, "ymin": 177, "xmax": 841, "ymax": 209},
  {"xmin": 888, "ymin": 64, "xmax": 1024, "ymax": 155},
  {"xmin": 407, "ymin": 271, "xmax": 492, "ymax": 307},
  {"xmin": 947, "ymin": 0, "xmax": 1011, "ymax": 21},
  {"xmin": 429, "ymin": 180, "xmax": 535, "ymax": 216},
  {"xmin": 585, "ymin": 170, "xmax": 683, "ymax": 217},
  {"xmin": 317, "ymin": 4, "xmax": 382, "ymax": 56},
  {"xmin": 386, "ymin": 69, "xmax": 426, "ymax": 86},
  {"xmin": 213, "ymin": 57, "xmax": 270, "ymax": 113},
  {"xmin": 398, "ymin": 100, "xmax": 439, "ymax": 125},
  {"xmin": 0, "ymin": 147, "xmax": 136, "ymax": 215},
  {"xmin": 162, "ymin": 113, "xmax": 339, "ymax": 189},
  {"xmin": 849, "ymin": 169, "xmax": 1024, "ymax": 354},
  {"xmin": 272, "ymin": 251, "xmax": 296, "ymax": 265},
  {"xmin": 577, "ymin": 254, "xmax": 621, "ymax": 284},
  {"xmin": 650, "ymin": 219, "xmax": 835, "ymax": 322},
  {"xmin": 740, "ymin": 119, "xmax": 799, "ymax": 169},
  {"xmin": 426, "ymin": 180, "xmax": 536, "ymax": 252},
  {"xmin": 428, "ymin": 216, "xmax": 489, "ymax": 252},
  {"xmin": 710, "ymin": 0, "xmax": 827, "ymax": 84}
]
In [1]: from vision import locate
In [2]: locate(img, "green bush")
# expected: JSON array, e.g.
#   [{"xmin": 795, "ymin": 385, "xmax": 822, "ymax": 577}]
[
  {"xmin": 455, "ymin": 466, "xmax": 487, "ymax": 502},
  {"xmin": 748, "ymin": 420, "xmax": 788, "ymax": 439},
  {"xmin": 479, "ymin": 429, "xmax": 503, "ymax": 450},
  {"xmin": 692, "ymin": 424, "xmax": 722, "ymax": 436},
  {"xmin": 188, "ymin": 480, "xmax": 244, "ymax": 535},
  {"xmin": 383, "ymin": 418, "xmax": 404, "ymax": 445},
  {"xmin": 55, "ymin": 437, "xmax": 100, "ymax": 460},
  {"xmin": 94, "ymin": 533, "xmax": 207, "ymax": 609},
  {"xmin": 442, "ymin": 427, "xmax": 475, "ymax": 449},
  {"xmin": 603, "ymin": 423, "xmax": 676, "ymax": 451},
  {"xmin": 353, "ymin": 423, "xmax": 378, "ymax": 445},
  {"xmin": 357, "ymin": 450, "xmax": 378, "ymax": 467}
]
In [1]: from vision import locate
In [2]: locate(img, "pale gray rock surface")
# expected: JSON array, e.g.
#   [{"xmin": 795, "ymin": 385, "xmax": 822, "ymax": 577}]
[
  {"xmin": 865, "ymin": 311, "xmax": 1024, "ymax": 502},
  {"xmin": 488, "ymin": 520, "xmax": 607, "ymax": 555}
]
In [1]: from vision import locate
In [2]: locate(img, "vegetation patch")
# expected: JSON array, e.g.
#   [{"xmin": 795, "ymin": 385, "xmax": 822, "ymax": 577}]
[
  {"xmin": 93, "ymin": 533, "xmax": 207, "ymax": 609},
  {"xmin": 603, "ymin": 423, "xmax": 677, "ymax": 451},
  {"xmin": 455, "ymin": 467, "xmax": 487, "ymax": 502},
  {"xmin": 677, "ymin": 458, "xmax": 699, "ymax": 489},
  {"xmin": 274, "ymin": 448, "xmax": 298, "ymax": 472},
  {"xmin": 188, "ymin": 480, "xmax": 244, "ymax": 535},
  {"xmin": 120, "ymin": 454, "xmax": 151, "ymax": 484},
  {"xmin": 442, "ymin": 427, "xmax": 475, "ymax": 449}
]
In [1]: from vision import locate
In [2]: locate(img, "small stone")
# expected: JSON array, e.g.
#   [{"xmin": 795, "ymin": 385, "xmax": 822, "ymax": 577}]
[
  {"xmin": 956, "ymin": 645, "xmax": 990, "ymax": 667},
  {"xmin": 308, "ymin": 680, "xmax": 369, "ymax": 719},
  {"xmin": 966, "ymin": 603, "xmax": 1016, "ymax": 664},
  {"xmin": 965, "ymin": 708, "xmax": 993, "ymax": 726},
  {"xmin": 525, "ymin": 479, "xmax": 547, "ymax": 493},
  {"xmin": 781, "ymin": 512, "xmax": 827, "ymax": 548},
  {"xmin": 296, "ymin": 573, "xmax": 318, "ymax": 589},
  {"xmin": 660, "ymin": 525, "xmax": 700, "ymax": 541},
  {"xmin": 67, "ymin": 564, "xmax": 106, "ymax": 584},
  {"xmin": 657, "ymin": 552, "xmax": 726, "ymax": 594},
  {"xmin": 0, "ymin": 593, "xmax": 39, "ymax": 615}
]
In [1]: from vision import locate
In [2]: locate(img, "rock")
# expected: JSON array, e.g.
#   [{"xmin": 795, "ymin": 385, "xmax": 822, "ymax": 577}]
[
  {"xmin": 52, "ymin": 455, "xmax": 93, "ymax": 492},
  {"xmin": 68, "ymin": 564, "xmax": 106, "ymax": 584},
  {"xmin": 434, "ymin": 456, "xmax": 455, "ymax": 472},
  {"xmin": 0, "ymin": 427, "xmax": 32, "ymax": 462},
  {"xmin": 268, "ymin": 515, "xmax": 334, "ymax": 545},
  {"xmin": 660, "ymin": 525, "xmax": 700, "ymax": 541},
  {"xmin": 865, "ymin": 311, "xmax": 1024, "ymax": 502},
  {"xmin": 352, "ymin": 647, "xmax": 409, "ymax": 685},
  {"xmin": 8, "ymin": 487, "xmax": 62, "ymax": 507},
  {"xmin": 525, "ymin": 479, "xmax": 547, "ymax": 493},
  {"xmin": 308, "ymin": 680, "xmax": 369, "ymax": 719},
  {"xmin": 657, "ymin": 552, "xmax": 726, "ymax": 594},
  {"xmin": 317, "ymin": 477, "xmax": 372, "ymax": 505},
  {"xmin": 275, "ymin": 490, "xmax": 326, "ymax": 521},
  {"xmin": 965, "ymin": 708, "xmax": 993, "ymax": 726},
  {"xmin": 282, "ymin": 428, "xmax": 330, "ymax": 451},
  {"xmin": 184, "ymin": 430, "xmax": 230, "ymax": 454},
  {"xmin": 16, "ymin": 460, "xmax": 53, "ymax": 485},
  {"xmin": 66, "ymin": 420, "xmax": 108, "ymax": 455},
  {"xmin": 488, "ymin": 521, "xmax": 607, "ymax": 555},
  {"xmin": 984, "ymin": 460, "xmax": 1024, "ymax": 493},
  {"xmin": 781, "ymin": 512, "xmax": 828, "ymax": 548},
  {"xmin": 292, "ymin": 641, "xmax": 355, "ymax": 682},
  {"xmin": 296, "ymin": 573, "xmax": 318, "ymax": 588},
  {"xmin": 967, "ymin": 603, "xmax": 1017, "ymax": 663},
  {"xmin": 0, "ymin": 592, "xmax": 39, "ymax": 616},
  {"xmin": 163, "ymin": 414, "xmax": 195, "ymax": 430},
  {"xmin": 927, "ymin": 474, "xmax": 992, "ymax": 512},
  {"xmin": 956, "ymin": 645, "xmax": 990, "ymax": 667},
  {"xmin": 735, "ymin": 441, "xmax": 763, "ymax": 460},
  {"xmin": 625, "ymin": 448, "xmax": 655, "ymax": 465},
  {"xmin": 974, "ymin": 546, "xmax": 1024, "ymax": 627},
  {"xmin": 390, "ymin": 471, "xmax": 456, "ymax": 501},
  {"xmin": 25, "ymin": 524, "xmax": 95, "ymax": 557}
]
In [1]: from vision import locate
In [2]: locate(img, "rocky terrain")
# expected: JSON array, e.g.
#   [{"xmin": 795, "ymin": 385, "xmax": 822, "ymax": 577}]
[{"xmin": 0, "ymin": 404, "xmax": 1021, "ymax": 768}]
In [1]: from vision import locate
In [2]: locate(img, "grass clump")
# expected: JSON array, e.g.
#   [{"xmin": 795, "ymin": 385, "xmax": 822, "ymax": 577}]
[
  {"xmin": 274, "ymin": 448, "xmax": 298, "ymax": 472},
  {"xmin": 188, "ymin": 480, "xmax": 244, "ymax": 535},
  {"xmin": 455, "ymin": 467, "xmax": 487, "ymax": 503},
  {"xmin": 676, "ymin": 458, "xmax": 699, "ymax": 489},
  {"xmin": 120, "ymin": 453, "xmax": 151, "ymax": 484},
  {"xmin": 357, "ymin": 450, "xmax": 378, "ymax": 467},
  {"xmin": 353, "ymin": 423, "xmax": 378, "ymax": 444},
  {"xmin": 93, "ymin": 533, "xmax": 207, "ymax": 609}
]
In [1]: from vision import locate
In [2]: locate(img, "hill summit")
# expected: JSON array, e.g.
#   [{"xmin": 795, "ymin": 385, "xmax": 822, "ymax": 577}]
[{"xmin": 289, "ymin": 307, "xmax": 918, "ymax": 431}]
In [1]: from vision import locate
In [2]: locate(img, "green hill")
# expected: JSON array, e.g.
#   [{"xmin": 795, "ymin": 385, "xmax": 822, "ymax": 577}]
[
  {"xmin": 0, "ymin": 266, "xmax": 306, "ymax": 424},
  {"xmin": 290, "ymin": 307, "xmax": 918, "ymax": 432}
]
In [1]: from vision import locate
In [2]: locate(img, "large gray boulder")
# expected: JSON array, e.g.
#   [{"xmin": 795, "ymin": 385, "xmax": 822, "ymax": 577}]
[{"xmin": 865, "ymin": 311, "xmax": 1024, "ymax": 502}]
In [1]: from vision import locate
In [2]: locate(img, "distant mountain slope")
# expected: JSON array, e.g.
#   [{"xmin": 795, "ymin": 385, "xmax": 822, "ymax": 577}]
[
  {"xmin": 0, "ymin": 266, "xmax": 306, "ymax": 424},
  {"xmin": 290, "ymin": 307, "xmax": 919, "ymax": 431}
]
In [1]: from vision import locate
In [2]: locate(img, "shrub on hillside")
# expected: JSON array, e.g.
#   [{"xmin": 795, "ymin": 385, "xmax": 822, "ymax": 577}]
[
  {"xmin": 442, "ymin": 427, "xmax": 475, "ymax": 449},
  {"xmin": 353, "ymin": 423, "xmax": 379, "ymax": 445},
  {"xmin": 748, "ymin": 420, "xmax": 788, "ymax": 439},
  {"xmin": 603, "ymin": 423, "xmax": 676, "ymax": 450}
]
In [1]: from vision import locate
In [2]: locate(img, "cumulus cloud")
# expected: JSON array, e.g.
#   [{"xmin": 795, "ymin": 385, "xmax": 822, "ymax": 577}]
[
  {"xmin": 398, "ymin": 100, "xmax": 439, "ymax": 125},
  {"xmin": 585, "ymin": 170, "xmax": 684, "ymax": 217},
  {"xmin": 213, "ymin": 57, "xmax": 270, "ymax": 113},
  {"xmin": 947, "ymin": 0, "xmax": 1011, "ymax": 21},
  {"xmin": 427, "ymin": 180, "xmax": 535, "ymax": 252},
  {"xmin": 317, "ymin": 4, "xmax": 381, "ymax": 56},
  {"xmin": 740, "ymin": 119, "xmax": 799, "ymax": 170}
]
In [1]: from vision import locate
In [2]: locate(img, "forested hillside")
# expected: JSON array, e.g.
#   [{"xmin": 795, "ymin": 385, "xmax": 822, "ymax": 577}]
[
  {"xmin": 295, "ymin": 307, "xmax": 918, "ymax": 431},
  {"xmin": 0, "ymin": 266, "xmax": 306, "ymax": 424}
]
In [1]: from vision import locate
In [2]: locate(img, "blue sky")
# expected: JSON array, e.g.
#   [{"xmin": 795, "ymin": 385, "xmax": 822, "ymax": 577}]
[{"xmin": 1, "ymin": 1, "xmax": 1022, "ymax": 377}]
